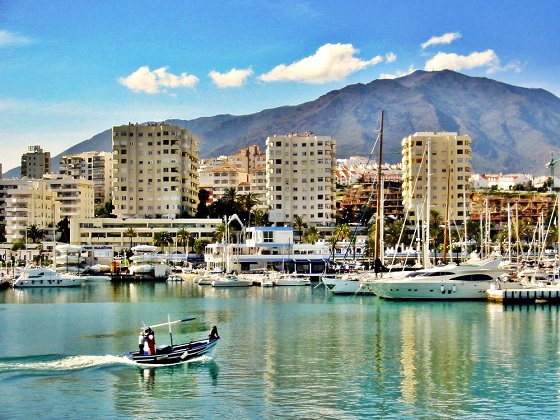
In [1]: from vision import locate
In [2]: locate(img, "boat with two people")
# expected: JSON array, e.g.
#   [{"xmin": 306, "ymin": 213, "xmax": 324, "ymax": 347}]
[{"xmin": 125, "ymin": 315, "xmax": 220, "ymax": 365}]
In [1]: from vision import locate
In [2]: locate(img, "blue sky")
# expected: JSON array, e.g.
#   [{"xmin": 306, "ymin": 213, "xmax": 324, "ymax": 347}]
[{"xmin": 1, "ymin": 0, "xmax": 559, "ymax": 172}]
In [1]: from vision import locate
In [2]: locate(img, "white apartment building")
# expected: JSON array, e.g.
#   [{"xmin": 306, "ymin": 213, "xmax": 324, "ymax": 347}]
[
  {"xmin": 112, "ymin": 123, "xmax": 200, "ymax": 219},
  {"xmin": 21, "ymin": 145, "xmax": 51, "ymax": 179},
  {"xmin": 249, "ymin": 165, "xmax": 267, "ymax": 204},
  {"xmin": 401, "ymin": 132, "xmax": 472, "ymax": 225},
  {"xmin": 43, "ymin": 174, "xmax": 95, "ymax": 220},
  {"xmin": 265, "ymin": 133, "xmax": 336, "ymax": 227},
  {"xmin": 59, "ymin": 151, "xmax": 113, "ymax": 205},
  {"xmin": 4, "ymin": 181, "xmax": 60, "ymax": 243}
]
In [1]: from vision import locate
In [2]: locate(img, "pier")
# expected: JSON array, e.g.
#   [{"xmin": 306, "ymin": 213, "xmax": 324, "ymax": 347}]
[{"xmin": 486, "ymin": 287, "xmax": 560, "ymax": 303}]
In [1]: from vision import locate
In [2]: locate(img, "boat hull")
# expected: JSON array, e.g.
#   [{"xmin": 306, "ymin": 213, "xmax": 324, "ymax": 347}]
[
  {"xmin": 323, "ymin": 276, "xmax": 374, "ymax": 295},
  {"xmin": 125, "ymin": 337, "xmax": 219, "ymax": 365}
]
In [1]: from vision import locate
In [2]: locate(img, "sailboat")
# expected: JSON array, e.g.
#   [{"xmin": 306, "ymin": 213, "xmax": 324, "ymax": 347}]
[{"xmin": 323, "ymin": 111, "xmax": 385, "ymax": 295}]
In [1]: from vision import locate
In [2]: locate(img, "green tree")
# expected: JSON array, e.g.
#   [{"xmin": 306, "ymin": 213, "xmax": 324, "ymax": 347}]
[
  {"xmin": 153, "ymin": 231, "xmax": 173, "ymax": 253},
  {"xmin": 195, "ymin": 189, "xmax": 211, "ymax": 218},
  {"xmin": 176, "ymin": 228, "xmax": 193, "ymax": 255},
  {"xmin": 303, "ymin": 226, "xmax": 321, "ymax": 244},
  {"xmin": 293, "ymin": 215, "xmax": 306, "ymax": 243},
  {"xmin": 250, "ymin": 209, "xmax": 268, "ymax": 226},
  {"xmin": 193, "ymin": 238, "xmax": 210, "ymax": 255},
  {"xmin": 213, "ymin": 223, "xmax": 234, "ymax": 243},
  {"xmin": 26, "ymin": 224, "xmax": 47, "ymax": 244},
  {"xmin": 238, "ymin": 192, "xmax": 260, "ymax": 225},
  {"xmin": 326, "ymin": 235, "xmax": 339, "ymax": 261},
  {"xmin": 95, "ymin": 201, "xmax": 116, "ymax": 218},
  {"xmin": 123, "ymin": 227, "xmax": 137, "ymax": 250}
]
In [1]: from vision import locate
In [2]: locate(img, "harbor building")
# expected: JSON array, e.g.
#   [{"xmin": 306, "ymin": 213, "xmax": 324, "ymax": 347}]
[
  {"xmin": 265, "ymin": 133, "xmax": 336, "ymax": 227},
  {"xmin": 59, "ymin": 151, "xmax": 113, "ymax": 205},
  {"xmin": 401, "ymin": 132, "xmax": 472, "ymax": 226},
  {"xmin": 112, "ymin": 123, "xmax": 200, "ymax": 219},
  {"xmin": 21, "ymin": 145, "xmax": 51, "ymax": 179}
]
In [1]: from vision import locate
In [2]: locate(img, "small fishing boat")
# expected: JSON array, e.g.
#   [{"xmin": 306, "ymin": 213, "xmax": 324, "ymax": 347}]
[
  {"xmin": 212, "ymin": 274, "xmax": 253, "ymax": 287},
  {"xmin": 167, "ymin": 274, "xmax": 184, "ymax": 282},
  {"xmin": 125, "ymin": 316, "xmax": 220, "ymax": 366}
]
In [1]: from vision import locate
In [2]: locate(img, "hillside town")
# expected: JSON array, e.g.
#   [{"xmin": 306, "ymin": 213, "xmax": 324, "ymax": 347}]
[{"xmin": 0, "ymin": 121, "xmax": 558, "ymax": 274}]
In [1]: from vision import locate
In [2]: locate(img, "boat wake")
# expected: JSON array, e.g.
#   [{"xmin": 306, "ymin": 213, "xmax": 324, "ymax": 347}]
[{"xmin": 0, "ymin": 354, "xmax": 134, "ymax": 378}]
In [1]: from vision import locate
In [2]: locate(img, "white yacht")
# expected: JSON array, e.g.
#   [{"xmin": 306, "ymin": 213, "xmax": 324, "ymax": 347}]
[
  {"xmin": 12, "ymin": 267, "xmax": 86, "ymax": 288},
  {"xmin": 271, "ymin": 272, "xmax": 311, "ymax": 286},
  {"xmin": 322, "ymin": 273, "xmax": 374, "ymax": 295},
  {"xmin": 211, "ymin": 275, "xmax": 253, "ymax": 287},
  {"xmin": 369, "ymin": 258, "xmax": 519, "ymax": 300}
]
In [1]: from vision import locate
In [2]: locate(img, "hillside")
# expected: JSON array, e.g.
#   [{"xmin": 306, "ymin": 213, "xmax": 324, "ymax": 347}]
[{"xmin": 6, "ymin": 70, "xmax": 560, "ymax": 178}]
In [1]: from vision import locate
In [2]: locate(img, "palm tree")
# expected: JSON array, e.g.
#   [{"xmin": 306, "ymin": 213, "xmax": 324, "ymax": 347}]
[
  {"xmin": 303, "ymin": 226, "xmax": 321, "ymax": 244},
  {"xmin": 250, "ymin": 209, "xmax": 268, "ymax": 226},
  {"xmin": 193, "ymin": 238, "xmax": 211, "ymax": 255},
  {"xmin": 26, "ymin": 224, "xmax": 47, "ymax": 244},
  {"xmin": 123, "ymin": 227, "xmax": 137, "ymax": 250},
  {"xmin": 176, "ymin": 228, "xmax": 192, "ymax": 255},
  {"xmin": 237, "ymin": 192, "xmax": 260, "ymax": 225},
  {"xmin": 153, "ymin": 231, "xmax": 173, "ymax": 253},
  {"xmin": 332, "ymin": 223, "xmax": 351, "ymax": 242},
  {"xmin": 293, "ymin": 215, "xmax": 306, "ymax": 243},
  {"xmin": 213, "ymin": 223, "xmax": 233, "ymax": 243},
  {"xmin": 326, "ymin": 235, "xmax": 339, "ymax": 261}
]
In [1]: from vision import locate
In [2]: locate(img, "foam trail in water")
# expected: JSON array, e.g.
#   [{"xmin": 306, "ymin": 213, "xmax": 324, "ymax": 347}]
[{"xmin": 0, "ymin": 355, "xmax": 133, "ymax": 373}]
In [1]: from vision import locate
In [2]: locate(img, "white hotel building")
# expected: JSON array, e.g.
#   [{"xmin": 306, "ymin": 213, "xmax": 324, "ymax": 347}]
[{"xmin": 265, "ymin": 133, "xmax": 336, "ymax": 227}]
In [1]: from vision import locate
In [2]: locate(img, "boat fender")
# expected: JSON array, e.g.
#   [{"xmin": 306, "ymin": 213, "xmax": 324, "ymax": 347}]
[
  {"xmin": 440, "ymin": 285, "xmax": 445, "ymax": 293},
  {"xmin": 452, "ymin": 285, "xmax": 456, "ymax": 293},
  {"xmin": 180, "ymin": 350, "xmax": 189, "ymax": 360}
]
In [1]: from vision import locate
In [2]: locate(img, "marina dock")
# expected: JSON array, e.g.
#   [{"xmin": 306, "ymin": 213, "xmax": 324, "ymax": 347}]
[{"xmin": 486, "ymin": 287, "xmax": 560, "ymax": 303}]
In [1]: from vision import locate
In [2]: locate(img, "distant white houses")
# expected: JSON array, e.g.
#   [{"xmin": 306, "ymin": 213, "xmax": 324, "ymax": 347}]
[{"xmin": 471, "ymin": 173, "xmax": 533, "ymax": 190}]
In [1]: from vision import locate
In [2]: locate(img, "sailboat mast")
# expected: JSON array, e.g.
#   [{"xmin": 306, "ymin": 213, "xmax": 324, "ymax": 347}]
[
  {"xmin": 442, "ymin": 165, "xmax": 451, "ymax": 264},
  {"xmin": 374, "ymin": 111, "xmax": 384, "ymax": 261}
]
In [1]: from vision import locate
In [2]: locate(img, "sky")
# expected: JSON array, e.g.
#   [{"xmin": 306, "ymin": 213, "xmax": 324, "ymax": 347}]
[{"xmin": 1, "ymin": 0, "xmax": 559, "ymax": 172}]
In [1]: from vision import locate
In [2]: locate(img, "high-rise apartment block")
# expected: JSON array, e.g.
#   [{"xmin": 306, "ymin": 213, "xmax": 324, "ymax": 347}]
[
  {"xmin": 265, "ymin": 133, "xmax": 336, "ymax": 227},
  {"xmin": 112, "ymin": 123, "xmax": 200, "ymax": 219},
  {"xmin": 401, "ymin": 132, "xmax": 472, "ymax": 225},
  {"xmin": 59, "ymin": 151, "xmax": 113, "ymax": 205},
  {"xmin": 21, "ymin": 145, "xmax": 51, "ymax": 179}
]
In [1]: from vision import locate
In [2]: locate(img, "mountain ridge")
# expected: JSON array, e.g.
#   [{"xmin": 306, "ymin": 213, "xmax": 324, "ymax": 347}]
[{"xmin": 5, "ymin": 70, "xmax": 560, "ymax": 178}]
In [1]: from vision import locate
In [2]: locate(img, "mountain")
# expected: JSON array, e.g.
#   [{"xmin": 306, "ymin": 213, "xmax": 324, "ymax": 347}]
[{"xmin": 6, "ymin": 70, "xmax": 560, "ymax": 178}]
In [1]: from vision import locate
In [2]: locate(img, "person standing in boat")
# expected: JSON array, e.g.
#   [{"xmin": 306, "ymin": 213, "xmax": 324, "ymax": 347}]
[
  {"xmin": 138, "ymin": 330, "xmax": 146, "ymax": 354},
  {"xmin": 146, "ymin": 328, "xmax": 156, "ymax": 355}
]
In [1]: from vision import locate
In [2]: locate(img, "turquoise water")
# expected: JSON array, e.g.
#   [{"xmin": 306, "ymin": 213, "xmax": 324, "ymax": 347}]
[{"xmin": 1, "ymin": 281, "xmax": 559, "ymax": 419}]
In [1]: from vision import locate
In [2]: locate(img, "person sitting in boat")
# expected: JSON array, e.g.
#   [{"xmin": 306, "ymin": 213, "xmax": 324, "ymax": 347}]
[
  {"xmin": 138, "ymin": 330, "xmax": 146, "ymax": 354},
  {"xmin": 209, "ymin": 326, "xmax": 219, "ymax": 340},
  {"xmin": 145, "ymin": 328, "xmax": 156, "ymax": 355}
]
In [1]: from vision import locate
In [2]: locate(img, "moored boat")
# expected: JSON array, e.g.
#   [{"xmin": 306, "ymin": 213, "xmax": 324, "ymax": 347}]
[
  {"xmin": 12, "ymin": 267, "xmax": 86, "ymax": 288},
  {"xmin": 211, "ymin": 274, "xmax": 252, "ymax": 287}
]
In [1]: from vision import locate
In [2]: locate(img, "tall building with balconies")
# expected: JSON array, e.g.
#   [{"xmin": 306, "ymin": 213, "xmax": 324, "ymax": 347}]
[
  {"xmin": 401, "ymin": 132, "xmax": 472, "ymax": 226},
  {"xmin": 21, "ymin": 145, "xmax": 51, "ymax": 179},
  {"xmin": 43, "ymin": 174, "xmax": 95, "ymax": 220},
  {"xmin": 4, "ymin": 181, "xmax": 59, "ymax": 243},
  {"xmin": 112, "ymin": 122, "xmax": 200, "ymax": 219},
  {"xmin": 59, "ymin": 151, "xmax": 113, "ymax": 205},
  {"xmin": 265, "ymin": 133, "xmax": 336, "ymax": 227}
]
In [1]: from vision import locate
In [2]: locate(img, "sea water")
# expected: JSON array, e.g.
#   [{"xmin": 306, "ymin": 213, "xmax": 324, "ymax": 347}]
[{"xmin": 1, "ymin": 281, "xmax": 559, "ymax": 419}]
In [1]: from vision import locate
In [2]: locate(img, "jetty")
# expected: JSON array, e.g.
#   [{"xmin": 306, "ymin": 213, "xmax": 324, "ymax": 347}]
[{"xmin": 487, "ymin": 287, "xmax": 560, "ymax": 303}]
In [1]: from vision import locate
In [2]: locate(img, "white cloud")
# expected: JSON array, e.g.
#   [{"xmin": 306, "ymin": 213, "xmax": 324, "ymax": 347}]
[
  {"xmin": 0, "ymin": 29, "xmax": 32, "ymax": 47},
  {"xmin": 118, "ymin": 66, "xmax": 199, "ymax": 94},
  {"xmin": 209, "ymin": 68, "xmax": 254, "ymax": 88},
  {"xmin": 421, "ymin": 32, "xmax": 462, "ymax": 49},
  {"xmin": 424, "ymin": 49, "xmax": 503, "ymax": 73},
  {"xmin": 379, "ymin": 67, "xmax": 416, "ymax": 80},
  {"xmin": 385, "ymin": 52, "xmax": 397, "ymax": 63},
  {"xmin": 258, "ymin": 43, "xmax": 383, "ymax": 84}
]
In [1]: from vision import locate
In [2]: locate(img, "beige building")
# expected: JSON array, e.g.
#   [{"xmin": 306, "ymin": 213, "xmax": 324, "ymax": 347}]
[
  {"xmin": 265, "ymin": 133, "xmax": 336, "ymax": 227},
  {"xmin": 59, "ymin": 151, "xmax": 113, "ymax": 205},
  {"xmin": 401, "ymin": 132, "xmax": 472, "ymax": 225},
  {"xmin": 21, "ymin": 145, "xmax": 51, "ymax": 179},
  {"xmin": 43, "ymin": 174, "xmax": 95, "ymax": 220},
  {"xmin": 112, "ymin": 123, "xmax": 200, "ymax": 219},
  {"xmin": 70, "ymin": 217, "xmax": 222, "ymax": 253},
  {"xmin": 4, "ymin": 180, "xmax": 60, "ymax": 243},
  {"xmin": 199, "ymin": 162, "xmax": 249, "ymax": 202}
]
